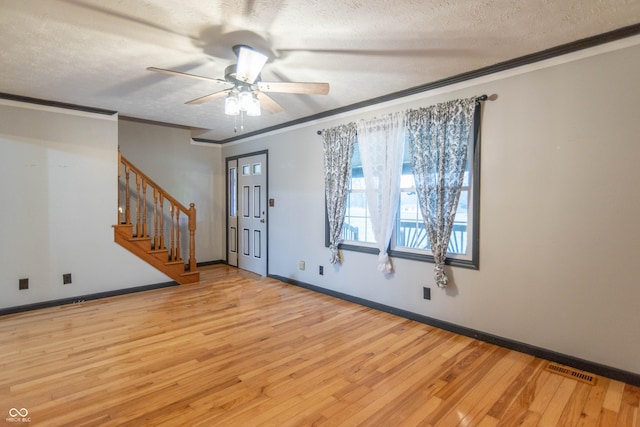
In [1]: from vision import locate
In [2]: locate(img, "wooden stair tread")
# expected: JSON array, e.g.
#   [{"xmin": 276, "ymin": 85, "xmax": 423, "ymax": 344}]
[
  {"xmin": 181, "ymin": 271, "xmax": 200, "ymax": 277},
  {"xmin": 148, "ymin": 249, "xmax": 169, "ymax": 254}
]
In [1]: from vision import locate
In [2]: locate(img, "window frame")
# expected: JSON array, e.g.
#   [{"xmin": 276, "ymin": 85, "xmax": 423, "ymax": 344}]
[{"xmin": 324, "ymin": 105, "xmax": 481, "ymax": 270}]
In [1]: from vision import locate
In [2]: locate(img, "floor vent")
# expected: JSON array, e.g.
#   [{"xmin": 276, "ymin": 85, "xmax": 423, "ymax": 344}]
[{"xmin": 545, "ymin": 362, "xmax": 596, "ymax": 385}]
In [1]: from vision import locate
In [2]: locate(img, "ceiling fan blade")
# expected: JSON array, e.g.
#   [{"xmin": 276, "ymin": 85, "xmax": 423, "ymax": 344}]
[
  {"xmin": 257, "ymin": 93, "xmax": 284, "ymax": 114},
  {"xmin": 147, "ymin": 67, "xmax": 229, "ymax": 85},
  {"xmin": 185, "ymin": 90, "xmax": 230, "ymax": 105},
  {"xmin": 235, "ymin": 46, "xmax": 268, "ymax": 84},
  {"xmin": 277, "ymin": 48, "xmax": 473, "ymax": 58},
  {"xmin": 258, "ymin": 81, "xmax": 329, "ymax": 95}
]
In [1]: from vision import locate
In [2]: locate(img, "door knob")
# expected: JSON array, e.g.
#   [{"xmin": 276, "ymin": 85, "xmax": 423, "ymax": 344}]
[{"xmin": 260, "ymin": 219, "xmax": 265, "ymax": 223}]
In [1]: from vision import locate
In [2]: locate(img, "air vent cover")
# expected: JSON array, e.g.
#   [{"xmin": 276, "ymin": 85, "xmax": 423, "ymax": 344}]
[{"xmin": 545, "ymin": 362, "xmax": 596, "ymax": 385}]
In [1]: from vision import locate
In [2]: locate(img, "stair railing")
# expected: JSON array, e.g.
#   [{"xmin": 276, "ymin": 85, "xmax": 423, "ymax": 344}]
[{"xmin": 117, "ymin": 149, "xmax": 197, "ymax": 272}]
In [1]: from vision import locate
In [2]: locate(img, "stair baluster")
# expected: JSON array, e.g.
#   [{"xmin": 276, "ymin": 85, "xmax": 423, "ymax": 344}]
[
  {"xmin": 170, "ymin": 203, "xmax": 175, "ymax": 261},
  {"xmin": 188, "ymin": 203, "xmax": 196, "ymax": 272},
  {"xmin": 159, "ymin": 194, "xmax": 165, "ymax": 251},
  {"xmin": 176, "ymin": 209, "xmax": 181, "ymax": 261},
  {"xmin": 135, "ymin": 174, "xmax": 142, "ymax": 237},
  {"xmin": 125, "ymin": 165, "xmax": 131, "ymax": 225},
  {"xmin": 153, "ymin": 188, "xmax": 159, "ymax": 250},
  {"xmin": 142, "ymin": 181, "xmax": 148, "ymax": 237}
]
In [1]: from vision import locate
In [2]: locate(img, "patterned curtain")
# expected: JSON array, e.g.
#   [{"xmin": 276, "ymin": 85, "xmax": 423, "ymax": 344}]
[
  {"xmin": 357, "ymin": 113, "xmax": 405, "ymax": 273},
  {"xmin": 323, "ymin": 123, "xmax": 357, "ymax": 264},
  {"xmin": 406, "ymin": 97, "xmax": 476, "ymax": 287}
]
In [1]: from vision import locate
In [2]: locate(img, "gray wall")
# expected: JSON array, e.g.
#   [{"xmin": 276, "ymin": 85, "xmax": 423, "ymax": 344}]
[
  {"xmin": 0, "ymin": 101, "xmax": 169, "ymax": 309},
  {"xmin": 222, "ymin": 37, "xmax": 640, "ymax": 374}
]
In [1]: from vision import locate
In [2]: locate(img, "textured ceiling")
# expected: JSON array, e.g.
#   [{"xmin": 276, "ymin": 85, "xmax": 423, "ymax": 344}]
[{"xmin": 1, "ymin": 0, "xmax": 639, "ymax": 142}]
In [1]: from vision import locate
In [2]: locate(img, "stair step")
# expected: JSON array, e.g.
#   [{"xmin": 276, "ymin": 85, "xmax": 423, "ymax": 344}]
[
  {"xmin": 180, "ymin": 270, "xmax": 200, "ymax": 284},
  {"xmin": 164, "ymin": 260, "xmax": 187, "ymax": 276},
  {"xmin": 148, "ymin": 249, "xmax": 170, "ymax": 262},
  {"xmin": 127, "ymin": 237, "xmax": 152, "ymax": 251},
  {"xmin": 181, "ymin": 271, "xmax": 199, "ymax": 276},
  {"xmin": 113, "ymin": 224, "xmax": 133, "ymax": 239}
]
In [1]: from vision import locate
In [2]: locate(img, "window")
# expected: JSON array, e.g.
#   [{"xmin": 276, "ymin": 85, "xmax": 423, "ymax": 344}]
[
  {"xmin": 342, "ymin": 146, "xmax": 375, "ymax": 244},
  {"xmin": 229, "ymin": 167, "xmax": 237, "ymax": 217},
  {"xmin": 335, "ymin": 127, "xmax": 479, "ymax": 269}
]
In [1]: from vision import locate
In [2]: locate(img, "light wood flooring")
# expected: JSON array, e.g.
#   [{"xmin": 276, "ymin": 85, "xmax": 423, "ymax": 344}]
[{"xmin": 0, "ymin": 265, "xmax": 638, "ymax": 426}]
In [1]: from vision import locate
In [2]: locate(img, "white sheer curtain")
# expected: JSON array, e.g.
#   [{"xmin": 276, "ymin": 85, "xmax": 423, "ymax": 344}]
[{"xmin": 357, "ymin": 113, "xmax": 406, "ymax": 273}]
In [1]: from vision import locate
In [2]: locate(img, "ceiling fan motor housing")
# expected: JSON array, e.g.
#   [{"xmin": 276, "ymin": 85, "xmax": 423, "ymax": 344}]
[{"xmin": 224, "ymin": 64, "xmax": 259, "ymax": 88}]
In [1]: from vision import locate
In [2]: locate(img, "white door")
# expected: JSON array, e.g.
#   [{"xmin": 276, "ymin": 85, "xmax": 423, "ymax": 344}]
[{"xmin": 234, "ymin": 153, "xmax": 267, "ymax": 276}]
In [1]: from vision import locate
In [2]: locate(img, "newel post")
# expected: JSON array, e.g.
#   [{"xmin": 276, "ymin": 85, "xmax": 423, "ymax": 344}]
[{"xmin": 188, "ymin": 203, "xmax": 197, "ymax": 271}]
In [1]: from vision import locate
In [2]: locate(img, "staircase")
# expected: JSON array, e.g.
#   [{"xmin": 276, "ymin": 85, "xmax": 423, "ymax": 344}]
[{"xmin": 113, "ymin": 150, "xmax": 199, "ymax": 285}]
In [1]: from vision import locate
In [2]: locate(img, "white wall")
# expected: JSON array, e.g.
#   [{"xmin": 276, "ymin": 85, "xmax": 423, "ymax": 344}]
[
  {"xmin": 0, "ymin": 100, "xmax": 170, "ymax": 310},
  {"xmin": 118, "ymin": 120, "xmax": 225, "ymax": 263},
  {"xmin": 222, "ymin": 37, "xmax": 640, "ymax": 375}
]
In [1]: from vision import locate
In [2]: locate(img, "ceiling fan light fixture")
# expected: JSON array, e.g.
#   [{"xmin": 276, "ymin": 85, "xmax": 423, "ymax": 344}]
[
  {"xmin": 224, "ymin": 92, "xmax": 240, "ymax": 116},
  {"xmin": 246, "ymin": 94, "xmax": 261, "ymax": 117},
  {"xmin": 238, "ymin": 90, "xmax": 253, "ymax": 110}
]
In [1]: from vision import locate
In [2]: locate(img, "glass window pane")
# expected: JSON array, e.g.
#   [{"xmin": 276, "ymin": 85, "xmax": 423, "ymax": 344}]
[
  {"xmin": 462, "ymin": 170, "xmax": 470, "ymax": 187},
  {"xmin": 229, "ymin": 167, "xmax": 237, "ymax": 217},
  {"xmin": 398, "ymin": 191, "xmax": 420, "ymax": 222},
  {"xmin": 351, "ymin": 177, "xmax": 366, "ymax": 190},
  {"xmin": 349, "ymin": 192, "xmax": 366, "ymax": 213},
  {"xmin": 397, "ymin": 219, "xmax": 428, "ymax": 249},
  {"xmin": 400, "ymin": 172, "xmax": 415, "ymax": 189},
  {"xmin": 455, "ymin": 190, "xmax": 469, "ymax": 223},
  {"xmin": 449, "ymin": 223, "xmax": 467, "ymax": 254}
]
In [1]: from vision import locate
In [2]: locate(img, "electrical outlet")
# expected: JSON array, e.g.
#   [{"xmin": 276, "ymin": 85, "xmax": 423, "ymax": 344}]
[
  {"xmin": 63, "ymin": 273, "xmax": 72, "ymax": 285},
  {"xmin": 299, "ymin": 261, "xmax": 305, "ymax": 271},
  {"xmin": 319, "ymin": 265, "xmax": 324, "ymax": 275},
  {"xmin": 423, "ymin": 287, "xmax": 431, "ymax": 300},
  {"xmin": 19, "ymin": 278, "xmax": 29, "ymax": 290}
]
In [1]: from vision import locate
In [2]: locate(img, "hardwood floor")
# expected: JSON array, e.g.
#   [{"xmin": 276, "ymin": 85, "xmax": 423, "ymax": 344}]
[{"xmin": 1, "ymin": 265, "xmax": 638, "ymax": 426}]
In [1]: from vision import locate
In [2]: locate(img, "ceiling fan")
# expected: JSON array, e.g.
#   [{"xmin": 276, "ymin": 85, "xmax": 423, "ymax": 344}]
[{"xmin": 148, "ymin": 45, "xmax": 330, "ymax": 117}]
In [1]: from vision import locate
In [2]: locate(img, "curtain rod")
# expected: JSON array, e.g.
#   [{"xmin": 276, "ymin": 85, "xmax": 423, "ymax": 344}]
[{"xmin": 316, "ymin": 94, "xmax": 488, "ymax": 135}]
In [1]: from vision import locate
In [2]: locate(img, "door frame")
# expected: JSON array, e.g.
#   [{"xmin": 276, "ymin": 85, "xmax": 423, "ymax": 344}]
[{"xmin": 225, "ymin": 150, "xmax": 269, "ymax": 275}]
